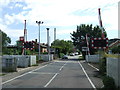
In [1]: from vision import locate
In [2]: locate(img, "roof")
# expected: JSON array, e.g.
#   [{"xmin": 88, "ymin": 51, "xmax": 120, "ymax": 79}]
[{"xmin": 109, "ymin": 40, "xmax": 120, "ymax": 48}]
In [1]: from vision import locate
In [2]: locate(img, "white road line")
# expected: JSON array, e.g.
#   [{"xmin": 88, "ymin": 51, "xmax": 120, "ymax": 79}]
[
  {"xmin": 59, "ymin": 62, "xmax": 67, "ymax": 71},
  {"xmin": 29, "ymin": 72, "xmax": 57, "ymax": 75},
  {"xmin": 44, "ymin": 61, "xmax": 67, "ymax": 87},
  {"xmin": 78, "ymin": 61, "xmax": 96, "ymax": 90},
  {"xmin": 88, "ymin": 63, "xmax": 99, "ymax": 71},
  {"xmin": 44, "ymin": 73, "xmax": 58, "ymax": 87},
  {"xmin": 2, "ymin": 64, "xmax": 48, "ymax": 85}
]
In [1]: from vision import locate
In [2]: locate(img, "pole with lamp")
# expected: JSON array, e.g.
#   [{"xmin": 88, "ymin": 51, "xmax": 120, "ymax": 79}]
[{"xmin": 36, "ymin": 21, "xmax": 44, "ymax": 60}]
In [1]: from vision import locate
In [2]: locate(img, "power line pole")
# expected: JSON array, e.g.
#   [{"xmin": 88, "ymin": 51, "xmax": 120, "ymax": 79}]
[
  {"xmin": 54, "ymin": 28, "xmax": 56, "ymax": 41},
  {"xmin": 36, "ymin": 21, "xmax": 44, "ymax": 60},
  {"xmin": 23, "ymin": 20, "xmax": 27, "ymax": 55},
  {"xmin": 54, "ymin": 28, "xmax": 56, "ymax": 58},
  {"xmin": 46, "ymin": 28, "xmax": 50, "ymax": 61}
]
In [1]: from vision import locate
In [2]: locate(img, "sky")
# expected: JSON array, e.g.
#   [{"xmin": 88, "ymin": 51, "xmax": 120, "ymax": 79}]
[{"xmin": 0, "ymin": 0, "xmax": 119, "ymax": 45}]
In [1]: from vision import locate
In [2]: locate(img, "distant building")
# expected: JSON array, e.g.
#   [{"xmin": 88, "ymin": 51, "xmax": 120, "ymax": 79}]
[
  {"xmin": 8, "ymin": 38, "xmax": 48, "ymax": 55},
  {"xmin": 33, "ymin": 39, "xmax": 48, "ymax": 53},
  {"xmin": 108, "ymin": 38, "xmax": 120, "ymax": 48}
]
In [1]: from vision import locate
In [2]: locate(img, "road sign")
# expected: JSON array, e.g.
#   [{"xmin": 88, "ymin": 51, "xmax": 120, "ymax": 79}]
[{"xmin": 92, "ymin": 38, "xmax": 108, "ymax": 49}]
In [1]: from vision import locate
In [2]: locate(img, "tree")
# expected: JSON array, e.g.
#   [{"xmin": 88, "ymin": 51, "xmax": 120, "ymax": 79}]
[
  {"xmin": 110, "ymin": 46, "xmax": 120, "ymax": 54},
  {"xmin": 16, "ymin": 40, "xmax": 23, "ymax": 54},
  {"xmin": 0, "ymin": 30, "xmax": 11, "ymax": 54},
  {"xmin": 51, "ymin": 39, "xmax": 74, "ymax": 55},
  {"xmin": 70, "ymin": 24, "xmax": 107, "ymax": 58}
]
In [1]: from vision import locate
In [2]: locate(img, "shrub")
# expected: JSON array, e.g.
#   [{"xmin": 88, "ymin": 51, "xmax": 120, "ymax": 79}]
[
  {"xmin": 32, "ymin": 64, "xmax": 38, "ymax": 66},
  {"xmin": 60, "ymin": 53, "xmax": 64, "ymax": 58},
  {"xmin": 102, "ymin": 76, "xmax": 116, "ymax": 90},
  {"xmin": 2, "ymin": 67, "xmax": 17, "ymax": 72},
  {"xmin": 111, "ymin": 46, "xmax": 120, "ymax": 54},
  {"xmin": 99, "ymin": 57, "xmax": 106, "ymax": 75},
  {"xmin": 42, "ymin": 52, "xmax": 48, "ymax": 54}
]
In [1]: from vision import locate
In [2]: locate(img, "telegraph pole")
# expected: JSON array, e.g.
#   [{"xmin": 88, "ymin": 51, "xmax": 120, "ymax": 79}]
[
  {"xmin": 46, "ymin": 28, "xmax": 50, "ymax": 61},
  {"xmin": 54, "ymin": 28, "xmax": 56, "ymax": 41},
  {"xmin": 54, "ymin": 28, "xmax": 56, "ymax": 58},
  {"xmin": 23, "ymin": 20, "xmax": 27, "ymax": 55},
  {"xmin": 36, "ymin": 21, "xmax": 44, "ymax": 60}
]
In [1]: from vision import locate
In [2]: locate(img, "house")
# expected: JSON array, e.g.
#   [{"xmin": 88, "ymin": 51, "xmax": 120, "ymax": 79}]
[
  {"xmin": 107, "ymin": 38, "xmax": 120, "ymax": 53},
  {"xmin": 109, "ymin": 40, "xmax": 120, "ymax": 48},
  {"xmin": 33, "ymin": 39, "xmax": 48, "ymax": 53}
]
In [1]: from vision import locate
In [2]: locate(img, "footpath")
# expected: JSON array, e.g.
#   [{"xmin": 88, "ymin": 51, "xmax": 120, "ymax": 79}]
[{"xmin": 80, "ymin": 60, "xmax": 104, "ymax": 89}]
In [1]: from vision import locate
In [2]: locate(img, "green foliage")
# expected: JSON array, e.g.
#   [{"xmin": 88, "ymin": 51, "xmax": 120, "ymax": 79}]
[
  {"xmin": 70, "ymin": 24, "xmax": 107, "ymax": 56},
  {"xmin": 99, "ymin": 57, "xmax": 106, "ymax": 76},
  {"xmin": 0, "ymin": 30, "xmax": 11, "ymax": 47},
  {"xmin": 102, "ymin": 76, "xmax": 116, "ymax": 90},
  {"xmin": 0, "ymin": 30, "xmax": 11, "ymax": 54},
  {"xmin": 32, "ymin": 64, "xmax": 39, "ymax": 66},
  {"xmin": 2, "ymin": 67, "xmax": 17, "ymax": 72},
  {"xmin": 42, "ymin": 52, "xmax": 48, "ymax": 54},
  {"xmin": 5, "ymin": 49, "xmax": 19, "ymax": 55},
  {"xmin": 16, "ymin": 40, "xmax": 23, "ymax": 54},
  {"xmin": 60, "ymin": 53, "xmax": 64, "ymax": 58},
  {"xmin": 51, "ymin": 39, "xmax": 74, "ymax": 55},
  {"xmin": 110, "ymin": 46, "xmax": 120, "ymax": 54}
]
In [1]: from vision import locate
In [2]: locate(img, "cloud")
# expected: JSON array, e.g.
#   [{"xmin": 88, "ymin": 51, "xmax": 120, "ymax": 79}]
[
  {"xmin": 57, "ymin": 29, "xmax": 74, "ymax": 35},
  {"xmin": 102, "ymin": 3, "xmax": 118, "ymax": 31},
  {"xmin": 1, "ymin": 26, "xmax": 24, "ymax": 44},
  {"xmin": 4, "ymin": 14, "xmax": 15, "ymax": 25},
  {"xmin": 2, "ymin": 0, "xmax": 119, "ymax": 28}
]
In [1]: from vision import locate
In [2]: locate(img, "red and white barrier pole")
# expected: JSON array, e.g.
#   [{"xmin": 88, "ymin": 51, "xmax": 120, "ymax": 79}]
[
  {"xmin": 86, "ymin": 34, "xmax": 90, "ymax": 55},
  {"xmin": 98, "ymin": 8, "xmax": 105, "ymax": 39}
]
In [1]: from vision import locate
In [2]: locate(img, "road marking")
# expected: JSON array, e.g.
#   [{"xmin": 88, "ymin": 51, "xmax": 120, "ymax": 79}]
[
  {"xmin": 17, "ymin": 67, "xmax": 33, "ymax": 72},
  {"xmin": 2, "ymin": 64, "xmax": 48, "ymax": 85},
  {"xmin": 44, "ymin": 61, "xmax": 67, "ymax": 87},
  {"xmin": 29, "ymin": 72, "xmax": 58, "ymax": 75},
  {"xmin": 78, "ymin": 61, "xmax": 96, "ymax": 90},
  {"xmin": 44, "ymin": 73, "xmax": 58, "ymax": 87},
  {"xmin": 88, "ymin": 63, "xmax": 99, "ymax": 71},
  {"xmin": 59, "ymin": 62, "xmax": 67, "ymax": 71}
]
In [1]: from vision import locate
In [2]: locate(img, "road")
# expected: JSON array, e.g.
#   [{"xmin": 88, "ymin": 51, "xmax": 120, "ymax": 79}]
[{"xmin": 2, "ymin": 55, "xmax": 99, "ymax": 89}]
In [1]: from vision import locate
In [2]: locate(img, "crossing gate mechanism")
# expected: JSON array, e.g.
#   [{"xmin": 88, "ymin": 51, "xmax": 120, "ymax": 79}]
[{"xmin": 92, "ymin": 38, "xmax": 108, "ymax": 49}]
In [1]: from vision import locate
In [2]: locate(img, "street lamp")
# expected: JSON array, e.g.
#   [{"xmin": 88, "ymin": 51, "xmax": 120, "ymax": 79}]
[
  {"xmin": 36, "ymin": 21, "xmax": 43, "ymax": 60},
  {"xmin": 46, "ymin": 28, "xmax": 50, "ymax": 61}
]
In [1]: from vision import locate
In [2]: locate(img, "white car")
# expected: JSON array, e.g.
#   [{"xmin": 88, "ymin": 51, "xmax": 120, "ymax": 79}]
[
  {"xmin": 70, "ymin": 53, "xmax": 75, "ymax": 56},
  {"xmin": 62, "ymin": 55, "xmax": 68, "ymax": 59}
]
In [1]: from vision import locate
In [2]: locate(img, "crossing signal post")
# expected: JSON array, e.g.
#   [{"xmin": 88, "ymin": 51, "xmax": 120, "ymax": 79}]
[
  {"xmin": 23, "ymin": 41, "xmax": 35, "ymax": 50},
  {"xmin": 91, "ymin": 38, "xmax": 108, "ymax": 50}
]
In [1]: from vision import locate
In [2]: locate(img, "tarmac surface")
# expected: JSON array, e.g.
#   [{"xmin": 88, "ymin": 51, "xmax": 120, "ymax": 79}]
[{"xmin": 2, "ymin": 56, "xmax": 103, "ymax": 89}]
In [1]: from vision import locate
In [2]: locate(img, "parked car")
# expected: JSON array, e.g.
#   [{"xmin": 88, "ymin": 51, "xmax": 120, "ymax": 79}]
[
  {"xmin": 70, "ymin": 53, "xmax": 75, "ymax": 56},
  {"xmin": 75, "ymin": 52, "xmax": 79, "ymax": 55},
  {"xmin": 62, "ymin": 55, "xmax": 68, "ymax": 59}
]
